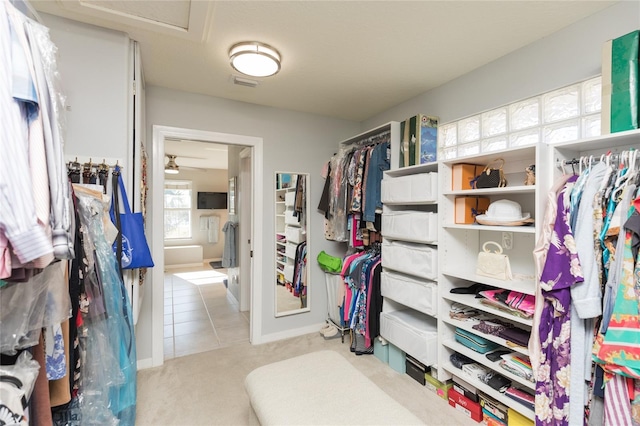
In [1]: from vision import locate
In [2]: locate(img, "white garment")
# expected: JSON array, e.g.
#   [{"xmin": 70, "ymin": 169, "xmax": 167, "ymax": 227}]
[{"xmin": 207, "ymin": 216, "xmax": 219, "ymax": 244}]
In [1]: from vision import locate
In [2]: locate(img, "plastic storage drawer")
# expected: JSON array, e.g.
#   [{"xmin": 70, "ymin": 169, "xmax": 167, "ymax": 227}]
[
  {"xmin": 381, "ymin": 271, "xmax": 437, "ymax": 317},
  {"xmin": 284, "ymin": 210, "xmax": 299, "ymax": 225},
  {"xmin": 382, "ymin": 211, "xmax": 438, "ymax": 243},
  {"xmin": 380, "ymin": 309, "xmax": 438, "ymax": 367},
  {"xmin": 285, "ymin": 225, "xmax": 305, "ymax": 244},
  {"xmin": 382, "ymin": 240, "xmax": 437, "ymax": 280},
  {"xmin": 284, "ymin": 191, "xmax": 296, "ymax": 207},
  {"xmin": 381, "ymin": 172, "xmax": 438, "ymax": 204}
]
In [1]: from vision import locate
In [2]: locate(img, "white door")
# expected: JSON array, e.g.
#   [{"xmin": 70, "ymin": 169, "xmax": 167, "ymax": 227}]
[{"xmin": 238, "ymin": 148, "xmax": 252, "ymax": 312}]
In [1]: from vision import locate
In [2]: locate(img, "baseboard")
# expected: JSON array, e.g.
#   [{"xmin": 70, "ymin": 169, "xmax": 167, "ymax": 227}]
[
  {"xmin": 164, "ymin": 262, "xmax": 204, "ymax": 269},
  {"xmin": 137, "ymin": 357, "xmax": 154, "ymax": 370},
  {"xmin": 252, "ymin": 322, "xmax": 326, "ymax": 345}
]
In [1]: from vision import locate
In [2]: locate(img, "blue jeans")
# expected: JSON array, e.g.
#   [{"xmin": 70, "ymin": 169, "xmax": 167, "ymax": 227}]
[{"xmin": 363, "ymin": 142, "xmax": 390, "ymax": 222}]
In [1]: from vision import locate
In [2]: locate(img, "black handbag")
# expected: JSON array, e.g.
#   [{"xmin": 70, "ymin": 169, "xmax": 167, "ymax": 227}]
[{"xmin": 473, "ymin": 158, "xmax": 507, "ymax": 188}]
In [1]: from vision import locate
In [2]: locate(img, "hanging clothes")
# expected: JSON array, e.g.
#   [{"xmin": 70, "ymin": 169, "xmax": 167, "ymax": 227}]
[
  {"xmin": 535, "ymin": 175, "xmax": 583, "ymax": 426},
  {"xmin": 222, "ymin": 220, "xmax": 238, "ymax": 267}
]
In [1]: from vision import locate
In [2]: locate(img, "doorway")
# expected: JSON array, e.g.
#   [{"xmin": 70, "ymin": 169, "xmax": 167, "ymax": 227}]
[{"xmin": 150, "ymin": 126, "xmax": 264, "ymax": 366}]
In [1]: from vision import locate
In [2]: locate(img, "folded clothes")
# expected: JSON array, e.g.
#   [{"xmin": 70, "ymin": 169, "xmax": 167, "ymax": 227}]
[
  {"xmin": 450, "ymin": 352, "xmax": 475, "ymax": 369},
  {"xmin": 497, "ymin": 327, "xmax": 530, "ymax": 347},
  {"xmin": 450, "ymin": 283, "xmax": 495, "ymax": 295},
  {"xmin": 504, "ymin": 387, "xmax": 535, "ymax": 410}
]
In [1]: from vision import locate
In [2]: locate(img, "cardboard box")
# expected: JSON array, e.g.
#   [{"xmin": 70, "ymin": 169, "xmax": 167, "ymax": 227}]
[
  {"xmin": 388, "ymin": 343, "xmax": 406, "ymax": 374},
  {"xmin": 483, "ymin": 409, "xmax": 507, "ymax": 426},
  {"xmin": 455, "ymin": 196, "xmax": 490, "ymax": 224},
  {"xmin": 479, "ymin": 392, "xmax": 509, "ymax": 423},
  {"xmin": 452, "ymin": 163, "xmax": 483, "ymax": 190},
  {"xmin": 452, "ymin": 374, "xmax": 480, "ymax": 403},
  {"xmin": 448, "ymin": 388, "xmax": 482, "ymax": 422},
  {"xmin": 373, "ymin": 338, "xmax": 389, "ymax": 364},
  {"xmin": 608, "ymin": 30, "xmax": 640, "ymax": 133},
  {"xmin": 507, "ymin": 408, "xmax": 533, "ymax": 426},
  {"xmin": 400, "ymin": 114, "xmax": 439, "ymax": 167},
  {"xmin": 424, "ymin": 372, "xmax": 453, "ymax": 400},
  {"xmin": 405, "ymin": 354, "xmax": 428, "ymax": 385}
]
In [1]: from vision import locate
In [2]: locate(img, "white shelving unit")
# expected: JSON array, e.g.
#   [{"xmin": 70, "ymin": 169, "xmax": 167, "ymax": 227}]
[
  {"xmin": 437, "ymin": 145, "xmax": 541, "ymax": 421},
  {"xmin": 379, "ymin": 160, "xmax": 440, "ymax": 368},
  {"xmin": 275, "ymin": 183, "xmax": 300, "ymax": 288}
]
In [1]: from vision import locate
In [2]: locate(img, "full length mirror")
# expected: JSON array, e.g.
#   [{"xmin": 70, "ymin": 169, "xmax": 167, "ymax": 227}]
[{"xmin": 275, "ymin": 172, "xmax": 310, "ymax": 317}]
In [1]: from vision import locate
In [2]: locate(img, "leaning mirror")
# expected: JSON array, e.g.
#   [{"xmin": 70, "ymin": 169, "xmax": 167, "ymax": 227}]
[{"xmin": 275, "ymin": 172, "xmax": 310, "ymax": 317}]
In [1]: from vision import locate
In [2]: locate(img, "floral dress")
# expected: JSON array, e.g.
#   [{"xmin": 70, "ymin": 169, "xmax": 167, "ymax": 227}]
[{"xmin": 536, "ymin": 176, "xmax": 584, "ymax": 425}]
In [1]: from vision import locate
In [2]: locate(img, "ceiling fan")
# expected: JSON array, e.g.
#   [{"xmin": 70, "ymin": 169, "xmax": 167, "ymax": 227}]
[{"xmin": 164, "ymin": 153, "xmax": 208, "ymax": 174}]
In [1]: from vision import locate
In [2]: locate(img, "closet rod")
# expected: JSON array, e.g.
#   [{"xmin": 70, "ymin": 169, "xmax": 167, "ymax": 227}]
[{"xmin": 555, "ymin": 149, "xmax": 638, "ymax": 171}]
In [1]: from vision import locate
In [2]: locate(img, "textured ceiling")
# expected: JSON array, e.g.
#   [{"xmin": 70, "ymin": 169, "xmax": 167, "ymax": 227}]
[{"xmin": 33, "ymin": 0, "xmax": 617, "ymax": 122}]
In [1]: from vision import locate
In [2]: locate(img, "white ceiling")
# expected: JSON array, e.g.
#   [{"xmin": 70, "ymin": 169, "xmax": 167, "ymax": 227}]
[
  {"xmin": 32, "ymin": 1, "xmax": 618, "ymax": 172},
  {"xmin": 34, "ymin": 0, "xmax": 617, "ymax": 123}
]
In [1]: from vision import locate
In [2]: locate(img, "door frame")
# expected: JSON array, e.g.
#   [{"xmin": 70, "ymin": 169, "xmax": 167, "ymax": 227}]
[
  {"xmin": 238, "ymin": 148, "xmax": 252, "ymax": 312},
  {"xmin": 150, "ymin": 125, "xmax": 263, "ymax": 367}
]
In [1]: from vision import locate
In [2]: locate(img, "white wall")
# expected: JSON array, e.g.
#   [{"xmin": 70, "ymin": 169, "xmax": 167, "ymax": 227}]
[
  {"xmin": 146, "ymin": 87, "xmax": 360, "ymax": 344},
  {"xmin": 45, "ymin": 14, "xmax": 131, "ymax": 173},
  {"xmin": 164, "ymin": 168, "xmax": 228, "ymax": 261},
  {"xmin": 362, "ymin": 1, "xmax": 640, "ymax": 129}
]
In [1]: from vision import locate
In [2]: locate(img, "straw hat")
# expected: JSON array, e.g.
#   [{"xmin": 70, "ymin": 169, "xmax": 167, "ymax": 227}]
[{"xmin": 475, "ymin": 199, "xmax": 534, "ymax": 226}]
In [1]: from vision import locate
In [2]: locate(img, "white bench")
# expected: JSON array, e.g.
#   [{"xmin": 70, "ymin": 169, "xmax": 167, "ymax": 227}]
[{"xmin": 244, "ymin": 350, "xmax": 424, "ymax": 425}]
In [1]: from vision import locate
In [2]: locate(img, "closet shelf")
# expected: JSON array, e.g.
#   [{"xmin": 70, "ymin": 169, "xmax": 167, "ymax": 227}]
[
  {"xmin": 442, "ymin": 362, "xmax": 535, "ymax": 421},
  {"xmin": 443, "ymin": 185, "xmax": 535, "ymax": 196},
  {"xmin": 442, "ymin": 317, "xmax": 530, "ymax": 357},
  {"xmin": 442, "ymin": 223, "xmax": 535, "ymax": 234},
  {"xmin": 441, "ymin": 146, "xmax": 536, "ymax": 166},
  {"xmin": 442, "ymin": 339, "xmax": 534, "ymax": 390},
  {"xmin": 441, "ymin": 270, "xmax": 536, "ymax": 296},
  {"xmin": 551, "ymin": 127, "xmax": 640, "ymax": 151},
  {"xmin": 385, "ymin": 161, "xmax": 438, "ymax": 177},
  {"xmin": 382, "ymin": 200, "xmax": 438, "ymax": 206},
  {"xmin": 442, "ymin": 293, "xmax": 533, "ymax": 327}
]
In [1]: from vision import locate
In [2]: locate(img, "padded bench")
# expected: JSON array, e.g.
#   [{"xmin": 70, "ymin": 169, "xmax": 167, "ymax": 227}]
[{"xmin": 244, "ymin": 350, "xmax": 424, "ymax": 425}]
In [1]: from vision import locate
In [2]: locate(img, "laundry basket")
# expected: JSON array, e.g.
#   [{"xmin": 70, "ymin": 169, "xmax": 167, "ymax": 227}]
[{"xmin": 325, "ymin": 272, "xmax": 349, "ymax": 342}]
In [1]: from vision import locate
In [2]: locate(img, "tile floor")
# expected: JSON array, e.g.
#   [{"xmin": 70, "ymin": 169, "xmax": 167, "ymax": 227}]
[{"xmin": 164, "ymin": 263, "xmax": 250, "ymax": 360}]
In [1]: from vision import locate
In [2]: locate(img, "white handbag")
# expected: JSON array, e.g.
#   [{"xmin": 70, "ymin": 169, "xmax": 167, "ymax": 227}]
[{"xmin": 476, "ymin": 241, "xmax": 513, "ymax": 281}]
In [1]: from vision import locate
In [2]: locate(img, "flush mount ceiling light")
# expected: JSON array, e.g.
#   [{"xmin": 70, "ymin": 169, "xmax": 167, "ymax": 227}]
[
  {"xmin": 165, "ymin": 154, "xmax": 180, "ymax": 174},
  {"xmin": 229, "ymin": 41, "xmax": 281, "ymax": 77}
]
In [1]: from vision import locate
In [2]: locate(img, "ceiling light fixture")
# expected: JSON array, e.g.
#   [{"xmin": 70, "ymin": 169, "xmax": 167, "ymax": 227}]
[
  {"xmin": 165, "ymin": 155, "xmax": 180, "ymax": 174},
  {"xmin": 229, "ymin": 41, "xmax": 281, "ymax": 78}
]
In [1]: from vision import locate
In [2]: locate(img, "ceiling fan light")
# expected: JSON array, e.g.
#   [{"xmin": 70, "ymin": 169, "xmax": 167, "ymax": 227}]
[
  {"xmin": 229, "ymin": 41, "xmax": 281, "ymax": 77},
  {"xmin": 165, "ymin": 156, "xmax": 180, "ymax": 174}
]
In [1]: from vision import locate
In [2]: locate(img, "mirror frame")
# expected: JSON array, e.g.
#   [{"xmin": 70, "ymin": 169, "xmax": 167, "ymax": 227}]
[{"xmin": 274, "ymin": 172, "xmax": 310, "ymax": 317}]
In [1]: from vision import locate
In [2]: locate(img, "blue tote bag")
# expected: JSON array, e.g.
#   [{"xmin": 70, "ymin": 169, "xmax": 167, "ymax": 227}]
[{"xmin": 110, "ymin": 167, "xmax": 154, "ymax": 269}]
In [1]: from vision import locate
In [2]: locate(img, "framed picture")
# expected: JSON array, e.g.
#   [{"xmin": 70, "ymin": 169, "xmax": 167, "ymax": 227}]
[{"xmin": 228, "ymin": 176, "xmax": 237, "ymax": 215}]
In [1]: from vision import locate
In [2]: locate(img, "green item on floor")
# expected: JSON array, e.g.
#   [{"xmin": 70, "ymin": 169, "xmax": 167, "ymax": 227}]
[{"xmin": 317, "ymin": 251, "xmax": 342, "ymax": 273}]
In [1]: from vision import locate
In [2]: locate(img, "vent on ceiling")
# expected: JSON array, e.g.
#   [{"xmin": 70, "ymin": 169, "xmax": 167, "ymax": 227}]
[{"xmin": 232, "ymin": 75, "xmax": 259, "ymax": 88}]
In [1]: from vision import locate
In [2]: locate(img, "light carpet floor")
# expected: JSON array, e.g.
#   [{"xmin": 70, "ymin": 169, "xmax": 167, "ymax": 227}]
[{"xmin": 136, "ymin": 332, "xmax": 476, "ymax": 425}]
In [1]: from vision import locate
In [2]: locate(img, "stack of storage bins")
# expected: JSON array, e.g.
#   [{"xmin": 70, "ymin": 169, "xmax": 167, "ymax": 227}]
[{"xmin": 380, "ymin": 169, "xmax": 439, "ymax": 368}]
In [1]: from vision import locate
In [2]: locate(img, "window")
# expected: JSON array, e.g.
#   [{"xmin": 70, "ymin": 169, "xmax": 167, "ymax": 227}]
[
  {"xmin": 164, "ymin": 180, "xmax": 192, "ymax": 240},
  {"xmin": 438, "ymin": 76, "xmax": 602, "ymax": 159}
]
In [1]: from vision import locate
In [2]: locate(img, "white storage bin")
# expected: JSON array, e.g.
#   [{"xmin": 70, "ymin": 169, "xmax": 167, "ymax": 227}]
[
  {"xmin": 285, "ymin": 242, "xmax": 298, "ymax": 259},
  {"xmin": 284, "ymin": 191, "xmax": 296, "ymax": 207},
  {"xmin": 381, "ymin": 271, "xmax": 437, "ymax": 317},
  {"xmin": 285, "ymin": 225, "xmax": 305, "ymax": 244},
  {"xmin": 284, "ymin": 264, "xmax": 295, "ymax": 282},
  {"xmin": 382, "ymin": 240, "xmax": 437, "ymax": 280},
  {"xmin": 382, "ymin": 211, "xmax": 438, "ymax": 243},
  {"xmin": 380, "ymin": 309, "xmax": 438, "ymax": 366},
  {"xmin": 284, "ymin": 210, "xmax": 299, "ymax": 225},
  {"xmin": 381, "ymin": 172, "xmax": 438, "ymax": 204}
]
